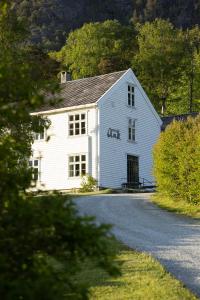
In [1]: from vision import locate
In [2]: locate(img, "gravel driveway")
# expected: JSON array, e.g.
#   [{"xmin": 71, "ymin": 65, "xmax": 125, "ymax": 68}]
[{"xmin": 75, "ymin": 193, "xmax": 200, "ymax": 297}]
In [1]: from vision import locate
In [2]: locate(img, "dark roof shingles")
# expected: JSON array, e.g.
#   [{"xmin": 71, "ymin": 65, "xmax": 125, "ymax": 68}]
[
  {"xmin": 36, "ymin": 70, "xmax": 127, "ymax": 112},
  {"xmin": 161, "ymin": 113, "xmax": 199, "ymax": 130}
]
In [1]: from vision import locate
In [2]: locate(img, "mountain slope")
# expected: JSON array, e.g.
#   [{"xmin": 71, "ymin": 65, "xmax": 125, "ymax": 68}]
[{"xmin": 14, "ymin": 0, "xmax": 200, "ymax": 51}]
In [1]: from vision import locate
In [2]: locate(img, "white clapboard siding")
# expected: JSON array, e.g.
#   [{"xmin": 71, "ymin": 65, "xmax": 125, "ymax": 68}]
[
  {"xmin": 32, "ymin": 107, "xmax": 97, "ymax": 190},
  {"xmin": 31, "ymin": 69, "xmax": 162, "ymax": 191},
  {"xmin": 97, "ymin": 69, "xmax": 161, "ymax": 188}
]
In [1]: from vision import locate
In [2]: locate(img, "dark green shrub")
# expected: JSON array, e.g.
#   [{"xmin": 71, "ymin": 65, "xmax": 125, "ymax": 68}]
[{"xmin": 0, "ymin": 194, "xmax": 119, "ymax": 299}]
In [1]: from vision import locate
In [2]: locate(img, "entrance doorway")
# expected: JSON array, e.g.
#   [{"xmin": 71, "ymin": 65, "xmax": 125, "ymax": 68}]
[{"xmin": 127, "ymin": 155, "xmax": 139, "ymax": 187}]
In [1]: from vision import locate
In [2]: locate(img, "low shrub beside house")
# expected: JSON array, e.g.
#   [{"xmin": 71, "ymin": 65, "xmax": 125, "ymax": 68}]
[{"xmin": 153, "ymin": 115, "xmax": 200, "ymax": 207}]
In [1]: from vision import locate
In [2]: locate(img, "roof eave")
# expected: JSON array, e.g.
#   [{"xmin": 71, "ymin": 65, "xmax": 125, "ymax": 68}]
[{"xmin": 31, "ymin": 103, "xmax": 97, "ymax": 116}]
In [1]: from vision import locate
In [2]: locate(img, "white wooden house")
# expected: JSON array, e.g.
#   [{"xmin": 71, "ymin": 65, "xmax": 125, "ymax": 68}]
[{"xmin": 31, "ymin": 68, "xmax": 162, "ymax": 190}]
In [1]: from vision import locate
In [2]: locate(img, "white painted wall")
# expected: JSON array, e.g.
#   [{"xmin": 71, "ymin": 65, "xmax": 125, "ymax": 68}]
[
  {"xmin": 98, "ymin": 69, "xmax": 162, "ymax": 188},
  {"xmin": 31, "ymin": 107, "xmax": 97, "ymax": 190},
  {"xmin": 31, "ymin": 69, "xmax": 162, "ymax": 190}
]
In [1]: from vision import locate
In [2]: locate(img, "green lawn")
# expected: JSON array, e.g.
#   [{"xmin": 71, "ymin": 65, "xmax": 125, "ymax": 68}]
[
  {"xmin": 152, "ymin": 193, "xmax": 200, "ymax": 219},
  {"xmin": 76, "ymin": 241, "xmax": 198, "ymax": 300}
]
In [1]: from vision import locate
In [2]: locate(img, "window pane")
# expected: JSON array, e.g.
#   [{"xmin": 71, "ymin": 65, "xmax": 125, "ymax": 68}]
[
  {"xmin": 40, "ymin": 131, "xmax": 44, "ymax": 139},
  {"xmin": 75, "ymin": 114, "xmax": 79, "ymax": 121},
  {"xmin": 69, "ymin": 115, "xmax": 74, "ymax": 121},
  {"xmin": 128, "ymin": 127, "xmax": 132, "ymax": 140},
  {"xmin": 29, "ymin": 161, "xmax": 32, "ymax": 167},
  {"xmin": 35, "ymin": 133, "xmax": 39, "ymax": 140},
  {"xmin": 69, "ymin": 124, "xmax": 73, "ymax": 129},
  {"xmin": 75, "ymin": 156, "xmax": 80, "ymax": 162},
  {"xmin": 132, "ymin": 131, "xmax": 135, "ymax": 141},
  {"xmin": 128, "ymin": 93, "xmax": 131, "ymax": 106},
  {"xmin": 132, "ymin": 86, "xmax": 134, "ymax": 93},
  {"xmin": 34, "ymin": 160, "xmax": 38, "ymax": 166},
  {"xmin": 69, "ymin": 129, "xmax": 73, "ymax": 136},
  {"xmin": 81, "ymin": 122, "xmax": 86, "ymax": 134},
  {"xmin": 81, "ymin": 163, "xmax": 86, "ymax": 175},
  {"xmin": 75, "ymin": 123, "xmax": 79, "ymax": 135},
  {"xmin": 69, "ymin": 156, "xmax": 74, "ymax": 163},
  {"xmin": 132, "ymin": 95, "xmax": 135, "ymax": 106},
  {"xmin": 128, "ymin": 85, "xmax": 130, "ymax": 92},
  {"xmin": 75, "ymin": 164, "xmax": 80, "ymax": 176},
  {"xmin": 69, "ymin": 165, "xmax": 74, "ymax": 177},
  {"xmin": 33, "ymin": 168, "xmax": 38, "ymax": 181},
  {"xmin": 81, "ymin": 155, "xmax": 86, "ymax": 161},
  {"xmin": 81, "ymin": 114, "xmax": 85, "ymax": 120}
]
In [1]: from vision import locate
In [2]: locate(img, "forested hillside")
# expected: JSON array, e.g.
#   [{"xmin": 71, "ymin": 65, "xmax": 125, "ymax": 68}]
[
  {"xmin": 14, "ymin": 0, "xmax": 132, "ymax": 50},
  {"xmin": 132, "ymin": 0, "xmax": 200, "ymax": 28},
  {"xmin": 14, "ymin": 0, "xmax": 200, "ymax": 51}
]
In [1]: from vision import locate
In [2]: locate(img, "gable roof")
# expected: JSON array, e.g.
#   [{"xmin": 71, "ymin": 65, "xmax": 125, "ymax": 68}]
[
  {"xmin": 35, "ymin": 70, "xmax": 127, "ymax": 113},
  {"xmin": 161, "ymin": 113, "xmax": 199, "ymax": 131}
]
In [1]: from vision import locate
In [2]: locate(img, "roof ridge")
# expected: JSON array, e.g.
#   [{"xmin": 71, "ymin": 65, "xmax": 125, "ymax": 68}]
[{"xmin": 62, "ymin": 69, "xmax": 128, "ymax": 84}]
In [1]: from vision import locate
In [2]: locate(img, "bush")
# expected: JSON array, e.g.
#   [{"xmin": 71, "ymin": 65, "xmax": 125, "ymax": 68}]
[
  {"xmin": 153, "ymin": 115, "xmax": 200, "ymax": 204},
  {"xmin": 0, "ymin": 194, "xmax": 119, "ymax": 300},
  {"xmin": 79, "ymin": 175, "xmax": 97, "ymax": 193}
]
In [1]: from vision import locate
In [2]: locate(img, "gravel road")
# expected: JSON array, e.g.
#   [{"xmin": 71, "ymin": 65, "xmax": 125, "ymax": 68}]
[{"xmin": 75, "ymin": 193, "xmax": 200, "ymax": 297}]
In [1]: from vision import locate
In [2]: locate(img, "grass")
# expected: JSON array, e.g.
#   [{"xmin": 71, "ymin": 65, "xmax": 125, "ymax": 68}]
[
  {"xmin": 76, "ymin": 241, "xmax": 198, "ymax": 300},
  {"xmin": 152, "ymin": 193, "xmax": 200, "ymax": 219}
]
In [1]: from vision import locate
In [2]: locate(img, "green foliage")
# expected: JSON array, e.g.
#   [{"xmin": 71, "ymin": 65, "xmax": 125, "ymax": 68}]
[
  {"xmin": 133, "ymin": 19, "xmax": 184, "ymax": 113},
  {"xmin": 52, "ymin": 20, "xmax": 135, "ymax": 79},
  {"xmin": 0, "ymin": 2, "xmax": 59, "ymax": 203},
  {"xmin": 132, "ymin": 0, "xmax": 200, "ymax": 29},
  {"xmin": 79, "ymin": 175, "xmax": 97, "ymax": 193},
  {"xmin": 0, "ymin": 194, "xmax": 119, "ymax": 299},
  {"xmin": 153, "ymin": 115, "xmax": 200, "ymax": 204},
  {"xmin": 0, "ymin": 4, "xmax": 118, "ymax": 299},
  {"xmin": 133, "ymin": 19, "xmax": 200, "ymax": 114},
  {"xmin": 13, "ymin": 0, "xmax": 132, "ymax": 51}
]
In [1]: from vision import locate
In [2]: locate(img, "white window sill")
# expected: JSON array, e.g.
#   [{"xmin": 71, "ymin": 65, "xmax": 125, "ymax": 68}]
[
  {"xmin": 127, "ymin": 140, "xmax": 137, "ymax": 144},
  {"xmin": 67, "ymin": 134, "xmax": 88, "ymax": 138},
  {"xmin": 126, "ymin": 105, "xmax": 136, "ymax": 110}
]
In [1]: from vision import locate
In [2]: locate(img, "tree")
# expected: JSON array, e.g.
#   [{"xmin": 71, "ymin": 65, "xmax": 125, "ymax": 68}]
[
  {"xmin": 153, "ymin": 115, "xmax": 200, "ymax": 204},
  {"xmin": 180, "ymin": 26, "xmax": 200, "ymax": 113},
  {"xmin": 133, "ymin": 19, "xmax": 184, "ymax": 114},
  {"xmin": 0, "ymin": 3, "xmax": 119, "ymax": 299},
  {"xmin": 0, "ymin": 1, "xmax": 59, "ymax": 204},
  {"xmin": 51, "ymin": 20, "xmax": 135, "ymax": 79}
]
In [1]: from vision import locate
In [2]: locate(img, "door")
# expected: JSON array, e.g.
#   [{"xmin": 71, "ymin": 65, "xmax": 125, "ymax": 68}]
[{"xmin": 127, "ymin": 155, "xmax": 139, "ymax": 187}]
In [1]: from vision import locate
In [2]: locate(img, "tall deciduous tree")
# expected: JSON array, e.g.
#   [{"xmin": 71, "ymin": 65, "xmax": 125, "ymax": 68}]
[
  {"xmin": 0, "ymin": 1, "xmax": 59, "ymax": 203},
  {"xmin": 51, "ymin": 20, "xmax": 135, "ymax": 79},
  {"xmin": 0, "ymin": 3, "xmax": 119, "ymax": 299},
  {"xmin": 133, "ymin": 19, "xmax": 184, "ymax": 114},
  {"xmin": 181, "ymin": 26, "xmax": 200, "ymax": 112}
]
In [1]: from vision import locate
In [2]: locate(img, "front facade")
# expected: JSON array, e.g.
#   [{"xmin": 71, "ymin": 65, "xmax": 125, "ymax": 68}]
[{"xmin": 31, "ymin": 69, "xmax": 162, "ymax": 190}]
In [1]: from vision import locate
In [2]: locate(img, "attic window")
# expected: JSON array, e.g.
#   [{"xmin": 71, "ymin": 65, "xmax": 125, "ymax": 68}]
[
  {"xmin": 69, "ymin": 113, "xmax": 86, "ymax": 136},
  {"xmin": 128, "ymin": 85, "xmax": 135, "ymax": 107}
]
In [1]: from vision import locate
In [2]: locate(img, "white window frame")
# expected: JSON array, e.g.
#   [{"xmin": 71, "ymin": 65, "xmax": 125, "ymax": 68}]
[
  {"xmin": 29, "ymin": 159, "xmax": 40, "ymax": 181},
  {"xmin": 68, "ymin": 113, "xmax": 86, "ymax": 136},
  {"xmin": 128, "ymin": 119, "xmax": 136, "ymax": 142},
  {"xmin": 34, "ymin": 127, "xmax": 45, "ymax": 141},
  {"xmin": 68, "ymin": 154, "xmax": 87, "ymax": 178},
  {"xmin": 128, "ymin": 84, "xmax": 135, "ymax": 107}
]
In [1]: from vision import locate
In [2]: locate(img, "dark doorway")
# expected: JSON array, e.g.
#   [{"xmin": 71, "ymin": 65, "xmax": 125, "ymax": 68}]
[{"xmin": 127, "ymin": 155, "xmax": 139, "ymax": 187}]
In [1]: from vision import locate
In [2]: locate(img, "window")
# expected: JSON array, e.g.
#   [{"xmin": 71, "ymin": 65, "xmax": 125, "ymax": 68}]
[
  {"xmin": 69, "ymin": 113, "xmax": 86, "ymax": 136},
  {"xmin": 128, "ymin": 119, "xmax": 136, "ymax": 141},
  {"xmin": 34, "ymin": 129, "xmax": 45, "ymax": 141},
  {"xmin": 128, "ymin": 85, "xmax": 135, "ymax": 107},
  {"xmin": 69, "ymin": 154, "xmax": 86, "ymax": 177},
  {"xmin": 29, "ymin": 159, "xmax": 39, "ymax": 181}
]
